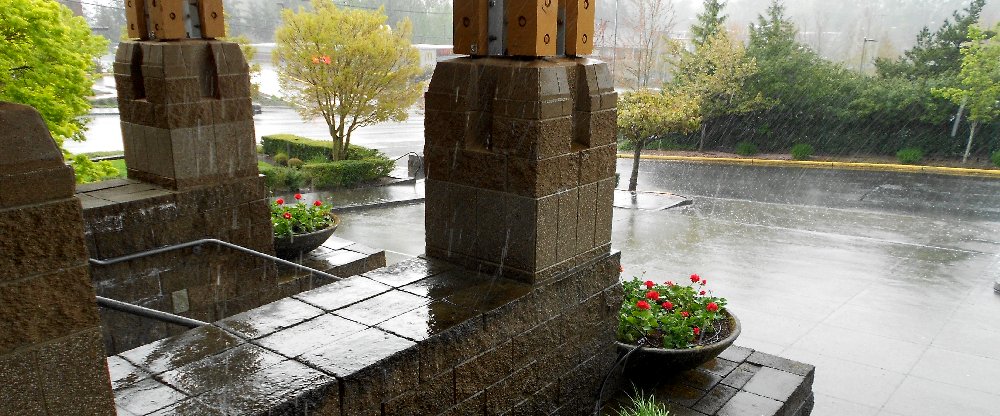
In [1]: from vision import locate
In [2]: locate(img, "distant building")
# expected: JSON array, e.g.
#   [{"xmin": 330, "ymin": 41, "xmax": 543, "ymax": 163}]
[{"xmin": 56, "ymin": 0, "xmax": 84, "ymax": 16}]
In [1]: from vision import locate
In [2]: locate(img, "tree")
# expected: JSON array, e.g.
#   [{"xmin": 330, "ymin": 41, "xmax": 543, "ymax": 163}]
[
  {"xmin": 0, "ymin": 0, "xmax": 107, "ymax": 151},
  {"xmin": 690, "ymin": 0, "xmax": 727, "ymax": 50},
  {"xmin": 671, "ymin": 31, "xmax": 767, "ymax": 151},
  {"xmin": 274, "ymin": 0, "xmax": 423, "ymax": 161},
  {"xmin": 933, "ymin": 24, "xmax": 1000, "ymax": 163},
  {"xmin": 622, "ymin": 0, "xmax": 676, "ymax": 89},
  {"xmin": 618, "ymin": 89, "xmax": 701, "ymax": 191},
  {"xmin": 875, "ymin": 0, "xmax": 986, "ymax": 80}
]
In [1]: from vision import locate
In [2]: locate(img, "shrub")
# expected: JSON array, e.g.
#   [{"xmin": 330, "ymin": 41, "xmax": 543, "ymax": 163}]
[
  {"xmin": 274, "ymin": 152, "xmax": 290, "ymax": 166},
  {"xmin": 256, "ymin": 144, "xmax": 264, "ymax": 154},
  {"xmin": 262, "ymin": 134, "xmax": 331, "ymax": 161},
  {"xmin": 70, "ymin": 155, "xmax": 121, "ymax": 184},
  {"xmin": 284, "ymin": 168, "xmax": 308, "ymax": 190},
  {"xmin": 288, "ymin": 157, "xmax": 304, "ymax": 169},
  {"xmin": 260, "ymin": 164, "xmax": 288, "ymax": 189},
  {"xmin": 896, "ymin": 147, "xmax": 924, "ymax": 165},
  {"xmin": 305, "ymin": 159, "xmax": 394, "ymax": 189},
  {"xmin": 790, "ymin": 143, "xmax": 814, "ymax": 161},
  {"xmin": 615, "ymin": 393, "xmax": 671, "ymax": 416},
  {"xmin": 735, "ymin": 141, "xmax": 758, "ymax": 156},
  {"xmin": 992, "ymin": 150, "xmax": 1000, "ymax": 168}
]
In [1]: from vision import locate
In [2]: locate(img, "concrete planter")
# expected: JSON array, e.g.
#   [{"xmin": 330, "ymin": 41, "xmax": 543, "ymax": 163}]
[
  {"xmin": 616, "ymin": 310, "xmax": 741, "ymax": 378},
  {"xmin": 273, "ymin": 214, "xmax": 340, "ymax": 259}
]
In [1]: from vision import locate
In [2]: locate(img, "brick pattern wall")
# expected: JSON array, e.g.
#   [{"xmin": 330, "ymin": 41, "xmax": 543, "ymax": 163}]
[
  {"xmin": 0, "ymin": 102, "xmax": 115, "ymax": 416},
  {"xmin": 113, "ymin": 41, "xmax": 257, "ymax": 191},
  {"xmin": 80, "ymin": 178, "xmax": 280, "ymax": 355},
  {"xmin": 110, "ymin": 254, "xmax": 623, "ymax": 416},
  {"xmin": 424, "ymin": 57, "xmax": 618, "ymax": 283}
]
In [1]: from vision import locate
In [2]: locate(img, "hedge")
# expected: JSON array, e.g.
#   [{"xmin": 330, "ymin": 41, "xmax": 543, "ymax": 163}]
[
  {"xmin": 305, "ymin": 159, "xmax": 394, "ymax": 188},
  {"xmin": 261, "ymin": 134, "xmax": 387, "ymax": 162},
  {"xmin": 262, "ymin": 134, "xmax": 331, "ymax": 161}
]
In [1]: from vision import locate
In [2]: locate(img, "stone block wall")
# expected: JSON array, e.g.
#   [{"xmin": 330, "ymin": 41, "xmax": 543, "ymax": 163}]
[
  {"xmin": 0, "ymin": 102, "xmax": 116, "ymax": 415},
  {"xmin": 114, "ymin": 41, "xmax": 257, "ymax": 190},
  {"xmin": 110, "ymin": 254, "xmax": 623, "ymax": 415},
  {"xmin": 424, "ymin": 57, "xmax": 617, "ymax": 283},
  {"xmin": 79, "ymin": 178, "xmax": 282, "ymax": 355}
]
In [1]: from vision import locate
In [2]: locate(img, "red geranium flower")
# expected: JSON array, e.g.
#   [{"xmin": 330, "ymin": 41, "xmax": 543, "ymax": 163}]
[
  {"xmin": 645, "ymin": 290, "xmax": 660, "ymax": 300},
  {"xmin": 636, "ymin": 300, "xmax": 651, "ymax": 310},
  {"xmin": 282, "ymin": 212, "xmax": 292, "ymax": 219},
  {"xmin": 706, "ymin": 302, "xmax": 719, "ymax": 312},
  {"xmin": 294, "ymin": 193, "xmax": 303, "ymax": 200},
  {"xmin": 690, "ymin": 274, "xmax": 700, "ymax": 283},
  {"xmin": 666, "ymin": 281, "xmax": 674, "ymax": 286},
  {"xmin": 313, "ymin": 200, "xmax": 323, "ymax": 207},
  {"xmin": 700, "ymin": 280, "xmax": 707, "ymax": 285},
  {"xmin": 693, "ymin": 327, "xmax": 701, "ymax": 336},
  {"xmin": 321, "ymin": 55, "xmax": 331, "ymax": 64},
  {"xmin": 662, "ymin": 301, "xmax": 673, "ymax": 309},
  {"xmin": 681, "ymin": 311, "xmax": 690, "ymax": 318},
  {"xmin": 700, "ymin": 290, "xmax": 706, "ymax": 296},
  {"xmin": 644, "ymin": 280, "xmax": 655, "ymax": 289},
  {"xmin": 275, "ymin": 198, "xmax": 284, "ymax": 205}
]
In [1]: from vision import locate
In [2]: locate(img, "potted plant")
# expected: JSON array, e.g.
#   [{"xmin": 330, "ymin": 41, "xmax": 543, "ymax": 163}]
[
  {"xmin": 616, "ymin": 273, "xmax": 740, "ymax": 377},
  {"xmin": 271, "ymin": 193, "xmax": 340, "ymax": 259}
]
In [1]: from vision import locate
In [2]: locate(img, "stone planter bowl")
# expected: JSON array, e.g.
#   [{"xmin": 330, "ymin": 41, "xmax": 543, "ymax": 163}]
[
  {"xmin": 273, "ymin": 214, "xmax": 340, "ymax": 260},
  {"xmin": 616, "ymin": 310, "xmax": 741, "ymax": 379}
]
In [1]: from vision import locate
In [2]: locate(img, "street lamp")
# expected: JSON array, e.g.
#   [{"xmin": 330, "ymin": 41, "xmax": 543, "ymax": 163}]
[{"xmin": 859, "ymin": 37, "xmax": 877, "ymax": 74}]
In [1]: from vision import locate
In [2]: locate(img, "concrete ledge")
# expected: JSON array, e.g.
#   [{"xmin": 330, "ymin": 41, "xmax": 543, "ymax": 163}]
[{"xmin": 619, "ymin": 154, "xmax": 1000, "ymax": 179}]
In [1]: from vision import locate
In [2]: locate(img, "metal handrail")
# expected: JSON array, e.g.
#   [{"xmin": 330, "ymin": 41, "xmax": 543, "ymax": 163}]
[
  {"xmin": 89, "ymin": 239, "xmax": 341, "ymax": 327},
  {"xmin": 95, "ymin": 296, "xmax": 207, "ymax": 328},
  {"xmin": 88, "ymin": 238, "xmax": 341, "ymax": 283}
]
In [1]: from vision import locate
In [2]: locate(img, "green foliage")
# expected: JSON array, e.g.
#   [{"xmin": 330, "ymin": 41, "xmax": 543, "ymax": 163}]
[
  {"xmin": 991, "ymin": 150, "xmax": 1000, "ymax": 168},
  {"xmin": 690, "ymin": 0, "xmax": 727, "ymax": 50},
  {"xmin": 288, "ymin": 157, "xmax": 304, "ymax": 168},
  {"xmin": 260, "ymin": 164, "xmax": 287, "ymax": 189},
  {"xmin": 616, "ymin": 393, "xmax": 671, "ymax": 416},
  {"xmin": 790, "ymin": 143, "xmax": 814, "ymax": 160},
  {"xmin": 284, "ymin": 168, "xmax": 308, "ymax": 190},
  {"xmin": 274, "ymin": 152, "xmax": 290, "ymax": 166},
  {"xmin": 896, "ymin": 148, "xmax": 924, "ymax": 164},
  {"xmin": 274, "ymin": 0, "xmax": 423, "ymax": 160},
  {"xmin": 735, "ymin": 141, "xmax": 758, "ymax": 156},
  {"xmin": 304, "ymin": 159, "xmax": 394, "ymax": 189},
  {"xmin": 932, "ymin": 23, "xmax": 1000, "ymax": 162},
  {"xmin": 69, "ymin": 154, "xmax": 120, "ymax": 184},
  {"xmin": 1, "ymin": 0, "xmax": 108, "ymax": 153},
  {"xmin": 618, "ymin": 276, "xmax": 727, "ymax": 349},
  {"xmin": 875, "ymin": 0, "xmax": 986, "ymax": 81},
  {"xmin": 618, "ymin": 90, "xmax": 701, "ymax": 150},
  {"xmin": 271, "ymin": 195, "xmax": 333, "ymax": 237}
]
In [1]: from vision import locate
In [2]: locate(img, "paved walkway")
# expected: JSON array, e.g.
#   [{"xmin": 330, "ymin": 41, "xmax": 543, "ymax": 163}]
[{"xmin": 329, "ymin": 160, "xmax": 1000, "ymax": 416}]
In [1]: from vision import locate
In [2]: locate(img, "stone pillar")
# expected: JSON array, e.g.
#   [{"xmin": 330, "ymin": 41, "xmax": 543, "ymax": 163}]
[
  {"xmin": 424, "ymin": 58, "xmax": 618, "ymax": 283},
  {"xmin": 113, "ymin": 40, "xmax": 257, "ymax": 190},
  {"xmin": 0, "ymin": 102, "xmax": 116, "ymax": 415}
]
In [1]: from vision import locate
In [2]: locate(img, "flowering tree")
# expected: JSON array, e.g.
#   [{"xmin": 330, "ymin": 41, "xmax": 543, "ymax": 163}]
[{"xmin": 273, "ymin": 0, "xmax": 423, "ymax": 161}]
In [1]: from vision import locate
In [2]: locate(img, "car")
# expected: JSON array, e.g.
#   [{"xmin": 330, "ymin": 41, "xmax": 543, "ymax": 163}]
[{"xmin": 252, "ymin": 103, "xmax": 262, "ymax": 115}]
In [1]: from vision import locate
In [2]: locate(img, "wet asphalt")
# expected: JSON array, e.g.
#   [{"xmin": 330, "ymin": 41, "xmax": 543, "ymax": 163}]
[{"xmin": 331, "ymin": 159, "xmax": 1000, "ymax": 416}]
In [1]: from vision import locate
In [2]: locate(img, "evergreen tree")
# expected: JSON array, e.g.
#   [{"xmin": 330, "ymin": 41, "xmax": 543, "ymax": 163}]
[
  {"xmin": 690, "ymin": 0, "xmax": 727, "ymax": 49},
  {"xmin": 875, "ymin": 0, "xmax": 987, "ymax": 80}
]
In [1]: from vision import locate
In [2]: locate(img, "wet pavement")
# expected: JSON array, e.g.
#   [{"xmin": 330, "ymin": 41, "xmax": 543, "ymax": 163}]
[{"xmin": 329, "ymin": 159, "xmax": 1000, "ymax": 416}]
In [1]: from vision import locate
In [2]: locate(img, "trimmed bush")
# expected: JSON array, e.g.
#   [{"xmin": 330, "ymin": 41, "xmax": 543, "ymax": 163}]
[
  {"xmin": 992, "ymin": 150, "xmax": 1000, "ymax": 168},
  {"xmin": 305, "ymin": 159, "xmax": 394, "ymax": 189},
  {"xmin": 790, "ymin": 143, "xmax": 814, "ymax": 161},
  {"xmin": 262, "ymin": 134, "xmax": 331, "ymax": 161},
  {"xmin": 896, "ymin": 147, "xmax": 924, "ymax": 165},
  {"xmin": 274, "ymin": 152, "xmax": 289, "ymax": 166},
  {"xmin": 735, "ymin": 141, "xmax": 758, "ymax": 156},
  {"xmin": 288, "ymin": 157, "xmax": 304, "ymax": 168},
  {"xmin": 260, "ymin": 164, "xmax": 287, "ymax": 189},
  {"xmin": 284, "ymin": 168, "xmax": 308, "ymax": 191}
]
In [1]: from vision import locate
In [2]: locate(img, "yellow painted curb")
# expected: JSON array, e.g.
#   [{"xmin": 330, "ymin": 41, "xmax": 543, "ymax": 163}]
[{"xmin": 616, "ymin": 154, "xmax": 1000, "ymax": 178}]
